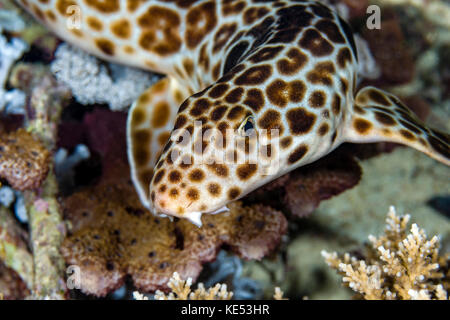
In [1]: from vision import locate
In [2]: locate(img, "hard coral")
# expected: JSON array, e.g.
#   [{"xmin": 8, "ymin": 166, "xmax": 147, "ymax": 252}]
[
  {"xmin": 0, "ymin": 128, "xmax": 50, "ymax": 190},
  {"xmin": 135, "ymin": 272, "xmax": 285, "ymax": 300},
  {"xmin": 62, "ymin": 161, "xmax": 286, "ymax": 297},
  {"xmin": 322, "ymin": 207, "xmax": 449, "ymax": 300},
  {"xmin": 51, "ymin": 43, "xmax": 158, "ymax": 111},
  {"xmin": 62, "ymin": 171, "xmax": 286, "ymax": 296}
]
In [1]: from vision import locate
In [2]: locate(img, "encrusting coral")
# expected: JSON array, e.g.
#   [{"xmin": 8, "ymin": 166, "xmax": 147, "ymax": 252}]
[
  {"xmin": 0, "ymin": 128, "xmax": 50, "ymax": 191},
  {"xmin": 62, "ymin": 178, "xmax": 287, "ymax": 296},
  {"xmin": 322, "ymin": 206, "xmax": 449, "ymax": 300}
]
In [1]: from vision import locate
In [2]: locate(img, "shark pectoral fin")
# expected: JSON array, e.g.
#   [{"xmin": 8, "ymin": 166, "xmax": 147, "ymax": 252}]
[
  {"xmin": 343, "ymin": 86, "xmax": 449, "ymax": 166},
  {"xmin": 127, "ymin": 76, "xmax": 191, "ymax": 208}
]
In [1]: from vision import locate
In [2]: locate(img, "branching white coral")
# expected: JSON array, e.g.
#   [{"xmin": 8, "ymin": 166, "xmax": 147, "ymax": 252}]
[
  {"xmin": 322, "ymin": 206, "xmax": 448, "ymax": 300},
  {"xmin": 0, "ymin": 27, "xmax": 27, "ymax": 115},
  {"xmin": 152, "ymin": 272, "xmax": 233, "ymax": 300},
  {"xmin": 50, "ymin": 43, "xmax": 159, "ymax": 111}
]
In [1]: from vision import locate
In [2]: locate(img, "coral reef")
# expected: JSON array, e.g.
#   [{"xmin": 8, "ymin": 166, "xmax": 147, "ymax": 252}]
[
  {"xmin": 51, "ymin": 44, "xmax": 159, "ymax": 111},
  {"xmin": 0, "ymin": 20, "xmax": 71, "ymax": 296},
  {"xmin": 9, "ymin": 63, "xmax": 71, "ymax": 299},
  {"xmin": 0, "ymin": 0, "xmax": 448, "ymax": 301},
  {"xmin": 243, "ymin": 145, "xmax": 449, "ymax": 300},
  {"xmin": 322, "ymin": 207, "xmax": 449, "ymax": 300}
]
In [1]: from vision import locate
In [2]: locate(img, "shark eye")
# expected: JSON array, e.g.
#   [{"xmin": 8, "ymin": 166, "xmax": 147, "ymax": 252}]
[{"xmin": 238, "ymin": 115, "xmax": 255, "ymax": 136}]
